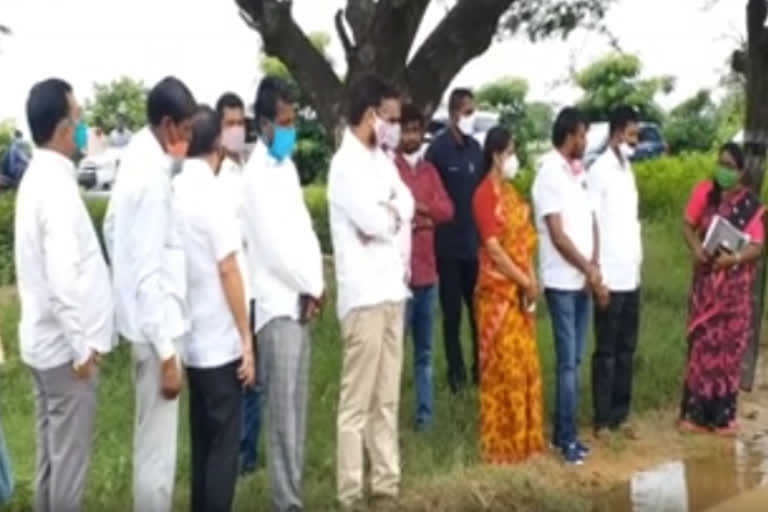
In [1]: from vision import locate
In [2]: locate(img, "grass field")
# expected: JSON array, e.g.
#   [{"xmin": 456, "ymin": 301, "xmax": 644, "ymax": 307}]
[{"xmin": 0, "ymin": 217, "xmax": 700, "ymax": 511}]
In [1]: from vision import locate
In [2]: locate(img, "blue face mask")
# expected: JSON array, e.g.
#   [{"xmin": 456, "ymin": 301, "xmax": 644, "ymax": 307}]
[
  {"xmin": 268, "ymin": 125, "xmax": 297, "ymax": 162},
  {"xmin": 74, "ymin": 120, "xmax": 88, "ymax": 153}
]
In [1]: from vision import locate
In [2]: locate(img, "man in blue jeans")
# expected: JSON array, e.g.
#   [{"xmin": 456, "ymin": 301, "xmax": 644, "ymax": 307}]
[
  {"xmin": 532, "ymin": 107, "xmax": 606, "ymax": 465},
  {"xmin": 395, "ymin": 104, "xmax": 454, "ymax": 429},
  {"xmin": 240, "ymin": 300, "xmax": 262, "ymax": 475}
]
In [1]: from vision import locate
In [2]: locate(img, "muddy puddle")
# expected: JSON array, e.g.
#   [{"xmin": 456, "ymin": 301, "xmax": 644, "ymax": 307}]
[{"xmin": 594, "ymin": 434, "xmax": 768, "ymax": 511}]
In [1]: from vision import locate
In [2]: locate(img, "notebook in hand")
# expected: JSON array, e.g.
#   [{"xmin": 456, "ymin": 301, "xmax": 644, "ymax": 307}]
[{"xmin": 702, "ymin": 215, "xmax": 750, "ymax": 256}]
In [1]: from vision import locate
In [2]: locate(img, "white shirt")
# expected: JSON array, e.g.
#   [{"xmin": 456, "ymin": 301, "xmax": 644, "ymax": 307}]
[
  {"xmin": 532, "ymin": 150, "xmax": 595, "ymax": 291},
  {"xmin": 217, "ymin": 156, "xmax": 251, "ymax": 300},
  {"xmin": 328, "ymin": 130, "xmax": 414, "ymax": 320},
  {"xmin": 174, "ymin": 159, "xmax": 243, "ymax": 368},
  {"xmin": 588, "ymin": 148, "xmax": 643, "ymax": 291},
  {"xmin": 103, "ymin": 127, "xmax": 188, "ymax": 361},
  {"xmin": 15, "ymin": 149, "xmax": 115, "ymax": 370},
  {"xmin": 241, "ymin": 141, "xmax": 324, "ymax": 332}
]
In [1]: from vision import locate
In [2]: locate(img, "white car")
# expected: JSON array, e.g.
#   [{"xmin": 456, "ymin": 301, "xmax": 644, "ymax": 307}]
[{"xmin": 78, "ymin": 147, "xmax": 122, "ymax": 190}]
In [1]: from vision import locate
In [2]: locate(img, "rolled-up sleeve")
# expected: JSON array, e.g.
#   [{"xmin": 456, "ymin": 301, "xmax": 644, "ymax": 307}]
[
  {"xmin": 132, "ymin": 177, "xmax": 176, "ymax": 361},
  {"xmin": 41, "ymin": 191, "xmax": 89, "ymax": 366}
]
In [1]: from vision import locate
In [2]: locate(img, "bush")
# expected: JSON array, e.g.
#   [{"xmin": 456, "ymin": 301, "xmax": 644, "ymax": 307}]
[
  {"xmin": 0, "ymin": 152, "xmax": 743, "ymax": 285},
  {"xmin": 303, "ymin": 184, "xmax": 331, "ymax": 254},
  {"xmin": 634, "ymin": 152, "xmax": 715, "ymax": 219}
]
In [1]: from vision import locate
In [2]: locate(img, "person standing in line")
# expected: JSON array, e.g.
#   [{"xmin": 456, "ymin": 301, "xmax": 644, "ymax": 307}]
[
  {"xmin": 214, "ymin": 92, "xmax": 264, "ymax": 476},
  {"xmin": 329, "ymin": 75, "xmax": 414, "ymax": 510},
  {"xmin": 425, "ymin": 88, "xmax": 484, "ymax": 393},
  {"xmin": 174, "ymin": 106, "xmax": 256, "ymax": 511},
  {"xmin": 103, "ymin": 77, "xmax": 197, "ymax": 512},
  {"xmin": 15, "ymin": 78, "xmax": 115, "ymax": 511},
  {"xmin": 473, "ymin": 126, "xmax": 545, "ymax": 464},
  {"xmin": 394, "ymin": 103, "xmax": 454, "ymax": 431},
  {"xmin": 240, "ymin": 76, "xmax": 325, "ymax": 511},
  {"xmin": 532, "ymin": 106, "xmax": 603, "ymax": 466},
  {"xmin": 587, "ymin": 106, "xmax": 643, "ymax": 439}
]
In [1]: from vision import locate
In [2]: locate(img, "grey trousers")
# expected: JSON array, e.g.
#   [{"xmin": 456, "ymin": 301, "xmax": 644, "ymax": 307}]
[
  {"xmin": 132, "ymin": 342, "xmax": 181, "ymax": 512},
  {"xmin": 31, "ymin": 363, "xmax": 98, "ymax": 512},
  {"xmin": 259, "ymin": 318, "xmax": 311, "ymax": 512}
]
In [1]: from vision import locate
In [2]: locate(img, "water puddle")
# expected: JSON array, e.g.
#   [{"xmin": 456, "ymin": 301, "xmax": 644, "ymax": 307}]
[{"xmin": 595, "ymin": 435, "xmax": 768, "ymax": 511}]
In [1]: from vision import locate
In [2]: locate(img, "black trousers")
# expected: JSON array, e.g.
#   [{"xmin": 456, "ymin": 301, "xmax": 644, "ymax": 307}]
[
  {"xmin": 591, "ymin": 290, "xmax": 640, "ymax": 429},
  {"xmin": 187, "ymin": 360, "xmax": 242, "ymax": 512},
  {"xmin": 436, "ymin": 257, "xmax": 479, "ymax": 392}
]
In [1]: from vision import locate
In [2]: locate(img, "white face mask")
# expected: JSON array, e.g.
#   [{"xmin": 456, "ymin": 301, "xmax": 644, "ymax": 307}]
[
  {"xmin": 374, "ymin": 114, "xmax": 401, "ymax": 151},
  {"xmin": 457, "ymin": 114, "xmax": 476, "ymax": 136},
  {"xmin": 502, "ymin": 154, "xmax": 520, "ymax": 180},
  {"xmin": 619, "ymin": 142, "xmax": 635, "ymax": 160},
  {"xmin": 221, "ymin": 126, "xmax": 246, "ymax": 155}
]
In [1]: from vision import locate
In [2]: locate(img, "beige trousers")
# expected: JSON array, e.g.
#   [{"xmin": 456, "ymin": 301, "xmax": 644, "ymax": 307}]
[{"xmin": 336, "ymin": 301, "xmax": 405, "ymax": 507}]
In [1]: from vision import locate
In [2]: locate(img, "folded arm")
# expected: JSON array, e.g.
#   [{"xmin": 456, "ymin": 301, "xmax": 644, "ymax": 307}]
[{"xmin": 329, "ymin": 160, "xmax": 398, "ymax": 241}]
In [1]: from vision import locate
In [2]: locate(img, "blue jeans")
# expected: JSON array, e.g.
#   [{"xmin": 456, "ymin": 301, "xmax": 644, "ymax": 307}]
[
  {"xmin": 240, "ymin": 300, "xmax": 263, "ymax": 473},
  {"xmin": 406, "ymin": 284, "xmax": 438, "ymax": 428},
  {"xmin": 239, "ymin": 383, "xmax": 263, "ymax": 473},
  {"xmin": 545, "ymin": 289, "xmax": 591, "ymax": 447}
]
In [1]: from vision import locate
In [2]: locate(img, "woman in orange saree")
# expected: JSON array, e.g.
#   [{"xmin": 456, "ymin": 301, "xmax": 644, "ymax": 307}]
[{"xmin": 472, "ymin": 126, "xmax": 545, "ymax": 463}]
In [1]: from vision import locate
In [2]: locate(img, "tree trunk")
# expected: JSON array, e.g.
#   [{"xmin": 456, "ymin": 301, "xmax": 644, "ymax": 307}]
[
  {"xmin": 237, "ymin": 0, "xmax": 514, "ymax": 144},
  {"xmin": 741, "ymin": 0, "xmax": 768, "ymax": 391}
]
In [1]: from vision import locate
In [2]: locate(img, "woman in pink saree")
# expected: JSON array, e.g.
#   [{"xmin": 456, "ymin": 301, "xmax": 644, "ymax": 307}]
[{"xmin": 680, "ymin": 143, "xmax": 765, "ymax": 436}]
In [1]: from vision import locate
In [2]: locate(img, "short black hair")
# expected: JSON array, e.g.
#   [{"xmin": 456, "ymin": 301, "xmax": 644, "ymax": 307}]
[
  {"xmin": 216, "ymin": 92, "xmax": 245, "ymax": 116},
  {"xmin": 147, "ymin": 76, "xmax": 197, "ymax": 127},
  {"xmin": 483, "ymin": 126, "xmax": 512, "ymax": 175},
  {"xmin": 400, "ymin": 103, "xmax": 425, "ymax": 129},
  {"xmin": 254, "ymin": 77, "xmax": 294, "ymax": 124},
  {"xmin": 552, "ymin": 107, "xmax": 589, "ymax": 148},
  {"xmin": 608, "ymin": 105, "xmax": 639, "ymax": 136},
  {"xmin": 187, "ymin": 105, "xmax": 222, "ymax": 158},
  {"xmin": 448, "ymin": 88, "xmax": 474, "ymax": 114},
  {"xmin": 346, "ymin": 75, "xmax": 399, "ymax": 127},
  {"xmin": 26, "ymin": 78, "xmax": 73, "ymax": 146}
]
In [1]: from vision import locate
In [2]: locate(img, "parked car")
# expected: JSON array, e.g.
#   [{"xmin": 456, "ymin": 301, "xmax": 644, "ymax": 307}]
[
  {"xmin": 77, "ymin": 147, "xmax": 122, "ymax": 190},
  {"xmin": 585, "ymin": 121, "xmax": 668, "ymax": 168}
]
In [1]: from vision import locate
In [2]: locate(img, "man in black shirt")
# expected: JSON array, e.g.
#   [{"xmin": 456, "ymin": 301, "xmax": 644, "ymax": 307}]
[{"xmin": 425, "ymin": 88, "xmax": 484, "ymax": 394}]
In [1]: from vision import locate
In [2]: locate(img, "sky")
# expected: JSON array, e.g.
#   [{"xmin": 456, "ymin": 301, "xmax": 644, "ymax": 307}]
[{"xmin": 0, "ymin": 0, "xmax": 745, "ymax": 131}]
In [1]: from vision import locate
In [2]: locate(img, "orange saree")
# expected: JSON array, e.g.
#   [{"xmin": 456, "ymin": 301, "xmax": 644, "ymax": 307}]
[{"xmin": 472, "ymin": 175, "xmax": 545, "ymax": 464}]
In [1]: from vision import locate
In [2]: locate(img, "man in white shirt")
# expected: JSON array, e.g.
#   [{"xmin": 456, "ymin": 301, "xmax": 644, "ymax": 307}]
[
  {"xmin": 103, "ymin": 76, "xmax": 197, "ymax": 512},
  {"xmin": 214, "ymin": 92, "xmax": 264, "ymax": 475},
  {"xmin": 174, "ymin": 106, "xmax": 255, "ymax": 511},
  {"xmin": 15, "ymin": 78, "xmax": 114, "ymax": 512},
  {"xmin": 328, "ymin": 75, "xmax": 414, "ymax": 510},
  {"xmin": 532, "ymin": 106, "xmax": 603, "ymax": 466},
  {"xmin": 587, "ymin": 106, "xmax": 642, "ymax": 438},
  {"xmin": 241, "ymin": 77, "xmax": 325, "ymax": 512}
]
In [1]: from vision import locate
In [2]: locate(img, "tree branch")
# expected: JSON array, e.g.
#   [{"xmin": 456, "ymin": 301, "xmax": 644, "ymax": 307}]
[
  {"xmin": 405, "ymin": 0, "xmax": 515, "ymax": 116},
  {"xmin": 343, "ymin": 0, "xmax": 376, "ymax": 45},
  {"xmin": 237, "ymin": 0, "xmax": 343, "ymax": 135}
]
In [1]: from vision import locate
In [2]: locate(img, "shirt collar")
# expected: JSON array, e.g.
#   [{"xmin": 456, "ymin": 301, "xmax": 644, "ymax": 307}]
[
  {"xmin": 33, "ymin": 148, "xmax": 76, "ymax": 179},
  {"xmin": 342, "ymin": 129, "xmax": 378, "ymax": 160},
  {"xmin": 182, "ymin": 157, "xmax": 217, "ymax": 179}
]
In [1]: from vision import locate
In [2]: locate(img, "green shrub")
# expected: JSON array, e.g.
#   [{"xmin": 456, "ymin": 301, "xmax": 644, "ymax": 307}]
[
  {"xmin": 303, "ymin": 184, "xmax": 331, "ymax": 254},
  {"xmin": 634, "ymin": 152, "xmax": 715, "ymax": 219},
  {"xmin": 0, "ymin": 152, "xmax": 749, "ymax": 286}
]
